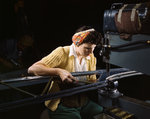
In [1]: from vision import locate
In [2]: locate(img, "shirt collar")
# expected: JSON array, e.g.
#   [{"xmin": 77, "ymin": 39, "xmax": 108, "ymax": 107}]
[{"xmin": 69, "ymin": 43, "xmax": 90, "ymax": 60}]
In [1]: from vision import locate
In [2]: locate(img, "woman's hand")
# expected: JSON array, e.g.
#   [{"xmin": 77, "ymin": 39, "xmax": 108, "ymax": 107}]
[{"xmin": 57, "ymin": 68, "xmax": 76, "ymax": 83}]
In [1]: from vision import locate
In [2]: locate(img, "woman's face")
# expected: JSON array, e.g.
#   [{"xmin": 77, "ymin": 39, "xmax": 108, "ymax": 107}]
[{"xmin": 75, "ymin": 43, "xmax": 96, "ymax": 57}]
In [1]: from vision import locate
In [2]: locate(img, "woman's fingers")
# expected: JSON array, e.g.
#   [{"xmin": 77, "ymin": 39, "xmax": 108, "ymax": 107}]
[
  {"xmin": 68, "ymin": 75, "xmax": 76, "ymax": 81},
  {"xmin": 63, "ymin": 75, "xmax": 76, "ymax": 83},
  {"xmin": 58, "ymin": 69, "xmax": 77, "ymax": 83},
  {"xmin": 66, "ymin": 77, "xmax": 74, "ymax": 83}
]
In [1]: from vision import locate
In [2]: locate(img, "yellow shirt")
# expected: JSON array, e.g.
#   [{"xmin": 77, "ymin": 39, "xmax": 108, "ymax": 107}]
[{"xmin": 41, "ymin": 46, "xmax": 97, "ymax": 111}]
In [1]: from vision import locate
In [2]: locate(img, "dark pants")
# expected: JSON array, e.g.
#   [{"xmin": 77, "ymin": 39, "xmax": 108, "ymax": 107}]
[{"xmin": 48, "ymin": 100, "xmax": 103, "ymax": 119}]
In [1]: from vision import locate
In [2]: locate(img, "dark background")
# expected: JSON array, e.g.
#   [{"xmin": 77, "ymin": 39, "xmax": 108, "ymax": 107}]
[
  {"xmin": 0, "ymin": 0, "xmax": 150, "ymax": 119},
  {"xmin": 0, "ymin": 0, "xmax": 148, "ymax": 67},
  {"xmin": 1, "ymin": 0, "xmax": 148, "ymax": 67}
]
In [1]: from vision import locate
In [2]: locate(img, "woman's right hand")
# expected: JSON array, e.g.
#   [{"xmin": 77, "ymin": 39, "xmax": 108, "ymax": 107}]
[{"xmin": 56, "ymin": 68, "xmax": 76, "ymax": 83}]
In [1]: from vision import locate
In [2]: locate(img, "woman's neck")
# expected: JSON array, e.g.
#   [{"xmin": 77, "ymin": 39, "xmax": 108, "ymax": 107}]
[{"xmin": 76, "ymin": 52, "xmax": 83, "ymax": 64}]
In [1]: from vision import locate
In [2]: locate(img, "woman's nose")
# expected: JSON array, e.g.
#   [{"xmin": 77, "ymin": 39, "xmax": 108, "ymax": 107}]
[{"xmin": 88, "ymin": 49, "xmax": 92, "ymax": 54}]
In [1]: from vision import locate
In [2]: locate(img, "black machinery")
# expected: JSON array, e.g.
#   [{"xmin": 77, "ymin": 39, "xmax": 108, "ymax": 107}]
[{"xmin": 98, "ymin": 2, "xmax": 150, "ymax": 119}]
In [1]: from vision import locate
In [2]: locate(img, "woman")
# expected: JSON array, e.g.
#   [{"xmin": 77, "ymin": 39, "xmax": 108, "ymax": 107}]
[{"xmin": 28, "ymin": 26, "xmax": 103, "ymax": 119}]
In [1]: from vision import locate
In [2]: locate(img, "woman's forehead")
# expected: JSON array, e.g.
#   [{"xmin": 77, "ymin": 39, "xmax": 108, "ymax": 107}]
[{"xmin": 81, "ymin": 43, "xmax": 96, "ymax": 47}]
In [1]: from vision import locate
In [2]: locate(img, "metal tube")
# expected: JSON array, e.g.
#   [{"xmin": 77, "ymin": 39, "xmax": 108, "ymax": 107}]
[{"xmin": 0, "ymin": 68, "xmax": 129, "ymax": 83}]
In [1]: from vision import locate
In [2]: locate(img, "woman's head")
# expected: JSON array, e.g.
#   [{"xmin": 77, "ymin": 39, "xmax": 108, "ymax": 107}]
[
  {"xmin": 72, "ymin": 26, "xmax": 102, "ymax": 47},
  {"xmin": 72, "ymin": 26, "xmax": 102, "ymax": 57}
]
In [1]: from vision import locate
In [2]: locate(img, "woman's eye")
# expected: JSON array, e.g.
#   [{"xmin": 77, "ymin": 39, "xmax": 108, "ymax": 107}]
[{"xmin": 86, "ymin": 48, "xmax": 91, "ymax": 50}]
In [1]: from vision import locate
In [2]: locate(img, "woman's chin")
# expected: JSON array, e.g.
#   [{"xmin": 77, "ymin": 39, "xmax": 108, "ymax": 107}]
[{"xmin": 85, "ymin": 54, "xmax": 90, "ymax": 57}]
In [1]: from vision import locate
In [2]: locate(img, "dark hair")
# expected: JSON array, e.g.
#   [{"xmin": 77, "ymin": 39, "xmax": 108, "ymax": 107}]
[{"xmin": 75, "ymin": 26, "xmax": 102, "ymax": 46}]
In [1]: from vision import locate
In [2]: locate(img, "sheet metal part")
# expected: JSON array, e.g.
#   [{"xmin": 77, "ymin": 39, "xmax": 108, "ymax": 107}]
[{"xmin": 0, "ymin": 68, "xmax": 142, "ymax": 111}]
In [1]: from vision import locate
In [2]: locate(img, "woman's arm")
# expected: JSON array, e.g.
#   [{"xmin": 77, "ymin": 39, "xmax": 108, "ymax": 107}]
[{"xmin": 28, "ymin": 61, "xmax": 75, "ymax": 82}]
